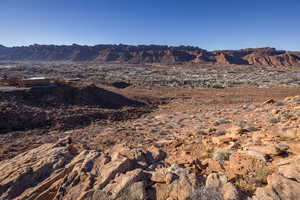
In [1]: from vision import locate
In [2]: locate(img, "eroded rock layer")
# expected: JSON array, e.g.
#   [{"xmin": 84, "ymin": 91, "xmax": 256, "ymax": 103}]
[{"xmin": 0, "ymin": 45, "xmax": 300, "ymax": 66}]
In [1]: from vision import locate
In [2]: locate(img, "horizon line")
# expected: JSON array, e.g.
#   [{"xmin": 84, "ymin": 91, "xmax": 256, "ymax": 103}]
[{"xmin": 1, "ymin": 43, "xmax": 296, "ymax": 52}]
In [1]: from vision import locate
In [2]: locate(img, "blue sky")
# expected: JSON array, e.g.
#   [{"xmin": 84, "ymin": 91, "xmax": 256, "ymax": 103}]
[{"xmin": 1, "ymin": 0, "xmax": 300, "ymax": 50}]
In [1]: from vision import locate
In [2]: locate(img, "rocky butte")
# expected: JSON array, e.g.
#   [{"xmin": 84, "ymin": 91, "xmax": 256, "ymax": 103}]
[{"xmin": 0, "ymin": 44, "xmax": 300, "ymax": 66}]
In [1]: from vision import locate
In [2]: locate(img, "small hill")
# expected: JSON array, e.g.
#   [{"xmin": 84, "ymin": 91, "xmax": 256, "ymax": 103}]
[
  {"xmin": 0, "ymin": 83, "xmax": 143, "ymax": 108},
  {"xmin": 0, "ymin": 83, "xmax": 146, "ymax": 132}
]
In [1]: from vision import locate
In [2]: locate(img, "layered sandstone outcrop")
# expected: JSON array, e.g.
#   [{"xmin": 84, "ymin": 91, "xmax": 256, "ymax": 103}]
[
  {"xmin": 0, "ymin": 137, "xmax": 239, "ymax": 200},
  {"xmin": 0, "ymin": 44, "xmax": 299, "ymax": 66}
]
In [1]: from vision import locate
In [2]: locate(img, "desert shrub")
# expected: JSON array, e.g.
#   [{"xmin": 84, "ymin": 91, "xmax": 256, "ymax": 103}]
[
  {"xmin": 213, "ymin": 150, "xmax": 230, "ymax": 161},
  {"xmin": 213, "ymin": 119, "xmax": 231, "ymax": 126},
  {"xmin": 269, "ymin": 118, "xmax": 280, "ymax": 124},
  {"xmin": 214, "ymin": 130, "xmax": 227, "ymax": 136},
  {"xmin": 211, "ymin": 83, "xmax": 225, "ymax": 89},
  {"xmin": 246, "ymin": 126, "xmax": 258, "ymax": 132},
  {"xmin": 234, "ymin": 120, "xmax": 247, "ymax": 128},
  {"xmin": 280, "ymin": 113, "xmax": 292, "ymax": 121},
  {"xmin": 188, "ymin": 187, "xmax": 224, "ymax": 200},
  {"xmin": 248, "ymin": 167, "xmax": 272, "ymax": 186},
  {"xmin": 196, "ymin": 129, "xmax": 207, "ymax": 135},
  {"xmin": 275, "ymin": 101, "xmax": 284, "ymax": 106}
]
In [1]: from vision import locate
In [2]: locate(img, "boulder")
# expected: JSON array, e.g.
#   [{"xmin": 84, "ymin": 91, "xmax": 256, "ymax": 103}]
[
  {"xmin": 246, "ymin": 145, "xmax": 285, "ymax": 157},
  {"xmin": 253, "ymin": 156, "xmax": 300, "ymax": 200},
  {"xmin": 94, "ymin": 169, "xmax": 146, "ymax": 200},
  {"xmin": 205, "ymin": 173, "xmax": 239, "ymax": 200},
  {"xmin": 278, "ymin": 156, "xmax": 300, "ymax": 183},
  {"xmin": 150, "ymin": 168, "xmax": 165, "ymax": 183},
  {"xmin": 239, "ymin": 150, "xmax": 268, "ymax": 162},
  {"xmin": 253, "ymin": 174, "xmax": 300, "ymax": 200},
  {"xmin": 154, "ymin": 165, "xmax": 199, "ymax": 200}
]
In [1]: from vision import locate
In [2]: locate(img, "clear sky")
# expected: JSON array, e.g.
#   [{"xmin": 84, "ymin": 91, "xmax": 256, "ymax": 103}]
[{"xmin": 1, "ymin": 0, "xmax": 300, "ymax": 50}]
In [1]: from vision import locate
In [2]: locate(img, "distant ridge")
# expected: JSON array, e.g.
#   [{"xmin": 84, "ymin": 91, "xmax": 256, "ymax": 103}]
[{"xmin": 0, "ymin": 44, "xmax": 300, "ymax": 66}]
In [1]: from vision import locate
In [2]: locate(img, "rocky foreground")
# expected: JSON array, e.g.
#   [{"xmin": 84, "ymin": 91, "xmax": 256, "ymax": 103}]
[{"xmin": 1, "ymin": 95, "xmax": 300, "ymax": 200}]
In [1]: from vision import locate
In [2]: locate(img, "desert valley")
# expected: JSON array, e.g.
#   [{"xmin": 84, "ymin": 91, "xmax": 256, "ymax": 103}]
[{"xmin": 0, "ymin": 45, "xmax": 300, "ymax": 199}]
